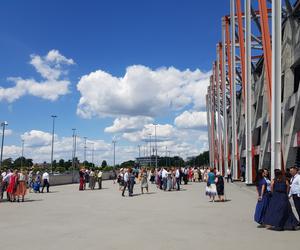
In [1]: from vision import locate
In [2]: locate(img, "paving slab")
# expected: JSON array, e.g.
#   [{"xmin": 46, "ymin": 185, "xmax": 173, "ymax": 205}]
[{"xmin": 0, "ymin": 181, "xmax": 298, "ymax": 250}]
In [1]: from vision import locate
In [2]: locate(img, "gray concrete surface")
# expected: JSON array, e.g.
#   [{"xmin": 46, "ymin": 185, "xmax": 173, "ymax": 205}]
[{"xmin": 0, "ymin": 181, "xmax": 299, "ymax": 250}]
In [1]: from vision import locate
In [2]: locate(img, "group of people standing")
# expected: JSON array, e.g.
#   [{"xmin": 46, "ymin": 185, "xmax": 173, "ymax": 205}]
[
  {"xmin": 204, "ymin": 168, "xmax": 225, "ymax": 202},
  {"xmin": 254, "ymin": 166, "xmax": 300, "ymax": 230},
  {"xmin": 0, "ymin": 169, "xmax": 50, "ymax": 202},
  {"xmin": 79, "ymin": 168, "xmax": 103, "ymax": 191}
]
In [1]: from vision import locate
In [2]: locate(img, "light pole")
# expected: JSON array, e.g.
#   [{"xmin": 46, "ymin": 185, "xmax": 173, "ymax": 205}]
[
  {"xmin": 0, "ymin": 121, "xmax": 8, "ymax": 170},
  {"xmin": 83, "ymin": 137, "xmax": 87, "ymax": 168},
  {"xmin": 91, "ymin": 143, "xmax": 95, "ymax": 167},
  {"xmin": 148, "ymin": 133, "xmax": 152, "ymax": 167},
  {"xmin": 21, "ymin": 139, "xmax": 25, "ymax": 169},
  {"xmin": 72, "ymin": 128, "xmax": 76, "ymax": 182},
  {"xmin": 112, "ymin": 139, "xmax": 117, "ymax": 168},
  {"xmin": 50, "ymin": 115, "xmax": 57, "ymax": 173},
  {"xmin": 154, "ymin": 124, "xmax": 158, "ymax": 168}
]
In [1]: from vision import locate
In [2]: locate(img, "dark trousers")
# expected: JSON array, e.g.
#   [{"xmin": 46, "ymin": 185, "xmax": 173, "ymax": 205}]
[
  {"xmin": 129, "ymin": 181, "xmax": 134, "ymax": 196},
  {"xmin": 122, "ymin": 182, "xmax": 128, "ymax": 196},
  {"xmin": 98, "ymin": 178, "xmax": 102, "ymax": 189},
  {"xmin": 227, "ymin": 174, "xmax": 233, "ymax": 183},
  {"xmin": 176, "ymin": 178, "xmax": 180, "ymax": 191},
  {"xmin": 162, "ymin": 177, "xmax": 167, "ymax": 190},
  {"xmin": 292, "ymin": 195, "xmax": 300, "ymax": 220},
  {"xmin": 41, "ymin": 179, "xmax": 50, "ymax": 193}
]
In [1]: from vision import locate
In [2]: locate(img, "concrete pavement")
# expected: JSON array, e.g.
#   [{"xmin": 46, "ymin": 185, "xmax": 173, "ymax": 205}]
[{"xmin": 0, "ymin": 181, "xmax": 299, "ymax": 250}]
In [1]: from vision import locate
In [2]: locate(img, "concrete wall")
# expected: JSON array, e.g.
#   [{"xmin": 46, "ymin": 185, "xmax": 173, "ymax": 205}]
[{"xmin": 49, "ymin": 171, "xmax": 116, "ymax": 186}]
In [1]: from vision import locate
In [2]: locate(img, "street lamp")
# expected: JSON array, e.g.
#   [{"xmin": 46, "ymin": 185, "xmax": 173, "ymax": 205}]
[
  {"xmin": 0, "ymin": 121, "xmax": 8, "ymax": 170},
  {"xmin": 50, "ymin": 115, "xmax": 57, "ymax": 173},
  {"xmin": 21, "ymin": 139, "xmax": 25, "ymax": 169},
  {"xmin": 112, "ymin": 139, "xmax": 117, "ymax": 168},
  {"xmin": 72, "ymin": 128, "xmax": 76, "ymax": 182},
  {"xmin": 83, "ymin": 137, "xmax": 87, "ymax": 168},
  {"xmin": 154, "ymin": 124, "xmax": 158, "ymax": 168}
]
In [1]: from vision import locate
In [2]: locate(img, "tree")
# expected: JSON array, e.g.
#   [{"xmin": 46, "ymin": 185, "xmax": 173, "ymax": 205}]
[{"xmin": 101, "ymin": 160, "xmax": 107, "ymax": 168}]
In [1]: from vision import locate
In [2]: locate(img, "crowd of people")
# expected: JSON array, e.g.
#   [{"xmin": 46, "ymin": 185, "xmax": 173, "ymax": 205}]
[
  {"xmin": 254, "ymin": 166, "xmax": 300, "ymax": 231},
  {"xmin": 115, "ymin": 166, "xmax": 222, "ymax": 198},
  {"xmin": 79, "ymin": 168, "xmax": 103, "ymax": 191},
  {"xmin": 0, "ymin": 169, "xmax": 50, "ymax": 202}
]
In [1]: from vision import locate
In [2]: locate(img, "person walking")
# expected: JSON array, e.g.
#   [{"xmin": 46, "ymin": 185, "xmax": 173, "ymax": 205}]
[
  {"xmin": 140, "ymin": 169, "xmax": 149, "ymax": 194},
  {"xmin": 97, "ymin": 170, "xmax": 103, "ymax": 189},
  {"xmin": 206, "ymin": 168, "xmax": 217, "ymax": 202},
  {"xmin": 227, "ymin": 167, "xmax": 233, "ymax": 183},
  {"xmin": 167, "ymin": 168, "xmax": 172, "ymax": 191},
  {"xmin": 289, "ymin": 166, "xmax": 300, "ymax": 224},
  {"xmin": 162, "ymin": 168, "xmax": 168, "ymax": 191},
  {"xmin": 254, "ymin": 169, "xmax": 271, "ymax": 226},
  {"xmin": 41, "ymin": 171, "xmax": 50, "ymax": 193},
  {"xmin": 122, "ymin": 169, "xmax": 129, "ymax": 197},
  {"xmin": 89, "ymin": 170, "xmax": 96, "ymax": 190},
  {"xmin": 128, "ymin": 169, "xmax": 135, "ymax": 197},
  {"xmin": 6, "ymin": 170, "xmax": 18, "ymax": 202},
  {"xmin": 264, "ymin": 169, "xmax": 299, "ymax": 230},
  {"xmin": 175, "ymin": 167, "xmax": 180, "ymax": 191},
  {"xmin": 15, "ymin": 170, "xmax": 28, "ymax": 202},
  {"xmin": 216, "ymin": 171, "xmax": 225, "ymax": 202},
  {"xmin": 79, "ymin": 168, "xmax": 85, "ymax": 191}
]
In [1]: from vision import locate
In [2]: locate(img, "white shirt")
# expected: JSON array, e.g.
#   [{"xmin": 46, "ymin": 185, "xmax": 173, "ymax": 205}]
[
  {"xmin": 175, "ymin": 169, "xmax": 180, "ymax": 178},
  {"xmin": 124, "ymin": 172, "xmax": 129, "ymax": 182},
  {"xmin": 162, "ymin": 169, "xmax": 168, "ymax": 178},
  {"xmin": 1, "ymin": 172, "xmax": 6, "ymax": 178},
  {"xmin": 289, "ymin": 174, "xmax": 300, "ymax": 196},
  {"xmin": 42, "ymin": 172, "xmax": 49, "ymax": 181},
  {"xmin": 3, "ymin": 172, "xmax": 12, "ymax": 182},
  {"xmin": 227, "ymin": 169, "xmax": 231, "ymax": 175}
]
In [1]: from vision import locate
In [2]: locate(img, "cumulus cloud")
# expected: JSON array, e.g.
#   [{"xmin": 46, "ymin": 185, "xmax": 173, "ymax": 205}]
[
  {"xmin": 104, "ymin": 116, "xmax": 153, "ymax": 133},
  {"xmin": 76, "ymin": 65, "xmax": 210, "ymax": 118},
  {"xmin": 0, "ymin": 129, "xmax": 13, "ymax": 136},
  {"xmin": 174, "ymin": 110, "xmax": 207, "ymax": 129},
  {"xmin": 0, "ymin": 50, "xmax": 74, "ymax": 102},
  {"xmin": 122, "ymin": 123, "xmax": 176, "ymax": 142}
]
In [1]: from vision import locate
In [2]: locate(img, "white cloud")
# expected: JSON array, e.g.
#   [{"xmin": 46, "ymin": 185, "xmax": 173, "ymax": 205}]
[
  {"xmin": 104, "ymin": 116, "xmax": 153, "ymax": 133},
  {"xmin": 0, "ymin": 50, "xmax": 74, "ymax": 102},
  {"xmin": 122, "ymin": 123, "xmax": 176, "ymax": 142},
  {"xmin": 174, "ymin": 110, "xmax": 207, "ymax": 129},
  {"xmin": 0, "ymin": 129, "xmax": 13, "ymax": 136},
  {"xmin": 76, "ymin": 65, "xmax": 210, "ymax": 118}
]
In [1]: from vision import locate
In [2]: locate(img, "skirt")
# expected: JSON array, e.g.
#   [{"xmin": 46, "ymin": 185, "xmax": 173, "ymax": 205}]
[
  {"xmin": 15, "ymin": 181, "xmax": 27, "ymax": 196},
  {"xmin": 254, "ymin": 192, "xmax": 271, "ymax": 224},
  {"xmin": 206, "ymin": 184, "xmax": 217, "ymax": 196}
]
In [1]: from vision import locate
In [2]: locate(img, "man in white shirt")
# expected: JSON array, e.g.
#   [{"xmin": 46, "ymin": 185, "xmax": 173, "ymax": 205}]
[
  {"xmin": 227, "ymin": 167, "xmax": 233, "ymax": 183},
  {"xmin": 289, "ymin": 166, "xmax": 300, "ymax": 222},
  {"xmin": 122, "ymin": 169, "xmax": 129, "ymax": 197},
  {"xmin": 162, "ymin": 168, "xmax": 168, "ymax": 191},
  {"xmin": 175, "ymin": 168, "xmax": 180, "ymax": 191},
  {"xmin": 97, "ymin": 170, "xmax": 103, "ymax": 189},
  {"xmin": 41, "ymin": 171, "xmax": 50, "ymax": 193}
]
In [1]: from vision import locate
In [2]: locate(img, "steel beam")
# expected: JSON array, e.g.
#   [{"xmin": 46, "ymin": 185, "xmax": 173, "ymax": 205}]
[
  {"xmin": 271, "ymin": 0, "xmax": 282, "ymax": 179},
  {"xmin": 245, "ymin": 0, "xmax": 253, "ymax": 184},
  {"xmin": 231, "ymin": 0, "xmax": 238, "ymax": 180}
]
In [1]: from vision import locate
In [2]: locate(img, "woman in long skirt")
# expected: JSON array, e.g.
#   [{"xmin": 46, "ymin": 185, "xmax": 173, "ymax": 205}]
[
  {"xmin": 254, "ymin": 169, "xmax": 271, "ymax": 225},
  {"xmin": 206, "ymin": 168, "xmax": 217, "ymax": 202},
  {"xmin": 15, "ymin": 170, "xmax": 28, "ymax": 202},
  {"xmin": 216, "ymin": 171, "xmax": 225, "ymax": 202},
  {"xmin": 6, "ymin": 170, "xmax": 18, "ymax": 202},
  {"xmin": 79, "ymin": 169, "xmax": 85, "ymax": 191},
  {"xmin": 264, "ymin": 169, "xmax": 299, "ymax": 230},
  {"xmin": 167, "ymin": 169, "xmax": 172, "ymax": 191}
]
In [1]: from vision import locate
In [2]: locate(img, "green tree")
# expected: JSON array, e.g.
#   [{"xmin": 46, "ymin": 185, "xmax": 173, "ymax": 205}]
[{"xmin": 101, "ymin": 160, "xmax": 107, "ymax": 167}]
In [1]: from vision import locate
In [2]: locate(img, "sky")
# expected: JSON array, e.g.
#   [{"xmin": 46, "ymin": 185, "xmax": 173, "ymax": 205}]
[{"xmin": 0, "ymin": 0, "xmax": 229, "ymax": 165}]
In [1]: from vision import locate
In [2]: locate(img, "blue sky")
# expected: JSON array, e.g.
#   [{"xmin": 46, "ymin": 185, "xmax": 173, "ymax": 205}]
[{"xmin": 0, "ymin": 0, "xmax": 229, "ymax": 164}]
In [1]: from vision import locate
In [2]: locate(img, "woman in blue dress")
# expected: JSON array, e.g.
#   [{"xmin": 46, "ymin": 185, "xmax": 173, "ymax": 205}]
[
  {"xmin": 264, "ymin": 169, "xmax": 299, "ymax": 230},
  {"xmin": 254, "ymin": 169, "xmax": 271, "ymax": 225}
]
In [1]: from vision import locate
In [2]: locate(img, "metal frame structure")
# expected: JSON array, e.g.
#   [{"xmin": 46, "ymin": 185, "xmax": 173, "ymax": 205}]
[{"xmin": 207, "ymin": 0, "xmax": 300, "ymax": 182}]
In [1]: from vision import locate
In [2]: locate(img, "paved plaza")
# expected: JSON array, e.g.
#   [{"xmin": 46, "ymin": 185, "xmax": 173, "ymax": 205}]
[{"xmin": 0, "ymin": 181, "xmax": 299, "ymax": 250}]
